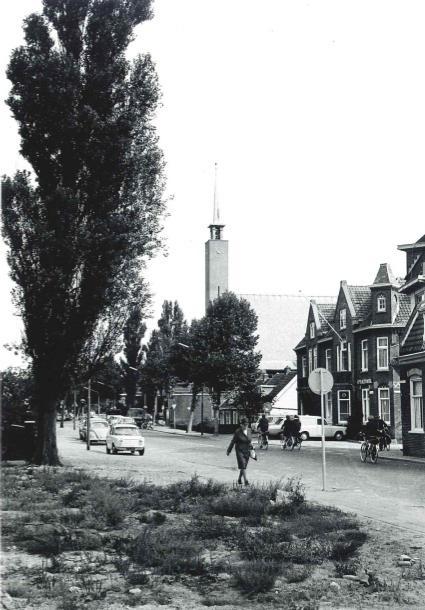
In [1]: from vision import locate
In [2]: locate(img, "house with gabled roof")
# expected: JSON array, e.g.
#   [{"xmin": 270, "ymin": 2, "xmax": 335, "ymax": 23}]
[
  {"xmin": 295, "ymin": 265, "xmax": 410, "ymax": 439},
  {"xmin": 397, "ymin": 235, "xmax": 425, "ymax": 456}
]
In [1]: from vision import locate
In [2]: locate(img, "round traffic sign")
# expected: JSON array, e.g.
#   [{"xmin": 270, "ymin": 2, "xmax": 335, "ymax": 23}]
[{"xmin": 308, "ymin": 368, "xmax": 334, "ymax": 395}]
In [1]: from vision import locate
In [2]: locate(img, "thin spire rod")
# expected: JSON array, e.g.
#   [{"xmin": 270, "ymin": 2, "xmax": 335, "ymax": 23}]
[{"xmin": 213, "ymin": 162, "xmax": 220, "ymax": 224}]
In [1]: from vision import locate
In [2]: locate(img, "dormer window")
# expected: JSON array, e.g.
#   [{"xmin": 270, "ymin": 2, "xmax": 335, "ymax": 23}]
[
  {"xmin": 339, "ymin": 308, "xmax": 347, "ymax": 330},
  {"xmin": 310, "ymin": 322, "xmax": 315, "ymax": 339},
  {"xmin": 377, "ymin": 294, "xmax": 386, "ymax": 312}
]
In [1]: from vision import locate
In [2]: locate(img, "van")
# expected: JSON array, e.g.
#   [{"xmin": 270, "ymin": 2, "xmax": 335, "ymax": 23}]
[{"xmin": 298, "ymin": 416, "xmax": 346, "ymax": 441}]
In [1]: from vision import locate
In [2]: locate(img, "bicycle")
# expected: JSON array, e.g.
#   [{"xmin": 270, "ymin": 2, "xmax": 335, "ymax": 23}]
[
  {"xmin": 360, "ymin": 434, "xmax": 379, "ymax": 464},
  {"xmin": 257, "ymin": 431, "xmax": 269, "ymax": 450},
  {"xmin": 280, "ymin": 434, "xmax": 302, "ymax": 451}
]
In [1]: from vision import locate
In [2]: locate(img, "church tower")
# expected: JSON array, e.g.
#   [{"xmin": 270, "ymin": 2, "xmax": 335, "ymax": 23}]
[{"xmin": 205, "ymin": 163, "xmax": 228, "ymax": 310}]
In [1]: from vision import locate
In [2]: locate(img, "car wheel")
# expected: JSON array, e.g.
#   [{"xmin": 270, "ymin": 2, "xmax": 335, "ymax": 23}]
[
  {"xmin": 139, "ymin": 448, "xmax": 145, "ymax": 456},
  {"xmin": 300, "ymin": 432, "xmax": 309, "ymax": 441},
  {"xmin": 106, "ymin": 445, "xmax": 110, "ymax": 454},
  {"xmin": 112, "ymin": 444, "xmax": 117, "ymax": 455},
  {"xmin": 130, "ymin": 450, "xmax": 135, "ymax": 455},
  {"xmin": 334, "ymin": 431, "xmax": 344, "ymax": 441}
]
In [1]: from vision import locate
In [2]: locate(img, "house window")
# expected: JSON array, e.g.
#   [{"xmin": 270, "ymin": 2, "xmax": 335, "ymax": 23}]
[
  {"xmin": 410, "ymin": 377, "xmax": 423, "ymax": 431},
  {"xmin": 362, "ymin": 388, "xmax": 370, "ymax": 420},
  {"xmin": 308, "ymin": 349, "xmax": 313, "ymax": 375},
  {"xmin": 338, "ymin": 341, "xmax": 350, "ymax": 371},
  {"xmin": 313, "ymin": 347, "xmax": 317, "ymax": 370},
  {"xmin": 378, "ymin": 387, "xmax": 391, "ymax": 424},
  {"xmin": 361, "ymin": 339, "xmax": 368, "ymax": 371},
  {"xmin": 377, "ymin": 337, "xmax": 389, "ymax": 370},
  {"xmin": 337, "ymin": 390, "xmax": 351, "ymax": 423},
  {"xmin": 310, "ymin": 322, "xmax": 315, "ymax": 339},
  {"xmin": 377, "ymin": 295, "xmax": 386, "ymax": 312},
  {"xmin": 301, "ymin": 356, "xmax": 307, "ymax": 378},
  {"xmin": 340, "ymin": 308, "xmax": 347, "ymax": 330},
  {"xmin": 325, "ymin": 348, "xmax": 332, "ymax": 371},
  {"xmin": 325, "ymin": 392, "xmax": 332, "ymax": 422}
]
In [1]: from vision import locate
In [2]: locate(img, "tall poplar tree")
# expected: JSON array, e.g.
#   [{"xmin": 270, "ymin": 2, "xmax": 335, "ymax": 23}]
[{"xmin": 1, "ymin": 0, "xmax": 165, "ymax": 464}]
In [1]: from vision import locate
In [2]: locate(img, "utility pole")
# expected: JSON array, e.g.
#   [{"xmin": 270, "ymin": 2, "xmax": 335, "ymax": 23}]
[{"xmin": 86, "ymin": 378, "xmax": 91, "ymax": 451}]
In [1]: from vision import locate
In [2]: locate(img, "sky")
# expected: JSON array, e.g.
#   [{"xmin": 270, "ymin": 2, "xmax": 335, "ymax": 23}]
[{"xmin": 1, "ymin": 0, "xmax": 424, "ymax": 369}]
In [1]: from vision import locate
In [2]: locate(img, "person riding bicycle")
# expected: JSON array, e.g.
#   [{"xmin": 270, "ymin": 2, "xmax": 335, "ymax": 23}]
[
  {"xmin": 280, "ymin": 415, "xmax": 291, "ymax": 442},
  {"xmin": 257, "ymin": 414, "xmax": 269, "ymax": 445},
  {"xmin": 375, "ymin": 415, "xmax": 391, "ymax": 450},
  {"xmin": 291, "ymin": 415, "xmax": 302, "ymax": 446},
  {"xmin": 363, "ymin": 415, "xmax": 381, "ymax": 444}
]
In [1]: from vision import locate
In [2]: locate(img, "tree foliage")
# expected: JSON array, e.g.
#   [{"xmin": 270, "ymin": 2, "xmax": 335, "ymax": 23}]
[
  {"xmin": 1, "ymin": 0, "xmax": 165, "ymax": 464},
  {"xmin": 119, "ymin": 278, "xmax": 151, "ymax": 408},
  {"xmin": 177, "ymin": 292, "xmax": 261, "ymax": 433},
  {"xmin": 141, "ymin": 300, "xmax": 188, "ymax": 404}
]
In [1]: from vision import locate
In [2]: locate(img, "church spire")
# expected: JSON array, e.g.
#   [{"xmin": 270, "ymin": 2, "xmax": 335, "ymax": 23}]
[{"xmin": 209, "ymin": 162, "xmax": 224, "ymax": 240}]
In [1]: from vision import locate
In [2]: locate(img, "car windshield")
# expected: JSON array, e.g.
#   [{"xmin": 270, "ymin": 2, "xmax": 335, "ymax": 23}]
[
  {"xmin": 114, "ymin": 427, "xmax": 139, "ymax": 436},
  {"xmin": 274, "ymin": 418, "xmax": 284, "ymax": 425},
  {"xmin": 92, "ymin": 421, "xmax": 108, "ymax": 429}
]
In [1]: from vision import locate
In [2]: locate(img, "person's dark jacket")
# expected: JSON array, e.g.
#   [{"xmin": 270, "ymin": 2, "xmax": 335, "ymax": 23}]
[
  {"xmin": 227, "ymin": 427, "xmax": 252, "ymax": 469},
  {"xmin": 290, "ymin": 418, "xmax": 301, "ymax": 436},
  {"xmin": 258, "ymin": 417, "xmax": 269, "ymax": 433},
  {"xmin": 281, "ymin": 418, "xmax": 291, "ymax": 436},
  {"xmin": 364, "ymin": 419, "xmax": 379, "ymax": 437}
]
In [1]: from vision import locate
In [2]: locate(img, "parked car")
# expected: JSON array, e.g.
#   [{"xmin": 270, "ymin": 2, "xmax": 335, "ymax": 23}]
[
  {"xmin": 106, "ymin": 424, "xmax": 145, "ymax": 455},
  {"xmin": 127, "ymin": 408, "xmax": 145, "ymax": 428},
  {"xmin": 79, "ymin": 417, "xmax": 108, "ymax": 441},
  {"xmin": 106, "ymin": 415, "xmax": 125, "ymax": 426},
  {"xmin": 268, "ymin": 415, "xmax": 346, "ymax": 440},
  {"xmin": 298, "ymin": 416, "xmax": 346, "ymax": 440}
]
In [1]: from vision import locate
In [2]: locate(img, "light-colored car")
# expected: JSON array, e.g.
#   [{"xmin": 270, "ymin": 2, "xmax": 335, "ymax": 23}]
[
  {"xmin": 79, "ymin": 417, "xmax": 108, "ymax": 442},
  {"xmin": 106, "ymin": 424, "xmax": 145, "ymax": 455},
  {"xmin": 297, "ymin": 416, "xmax": 347, "ymax": 441},
  {"xmin": 106, "ymin": 415, "xmax": 125, "ymax": 426}
]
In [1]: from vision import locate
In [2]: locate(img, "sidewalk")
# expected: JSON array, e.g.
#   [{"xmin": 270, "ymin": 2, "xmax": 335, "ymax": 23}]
[{"xmin": 152, "ymin": 425, "xmax": 214, "ymax": 439}]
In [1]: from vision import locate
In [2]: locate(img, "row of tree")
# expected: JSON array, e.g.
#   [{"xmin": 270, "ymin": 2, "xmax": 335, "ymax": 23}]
[{"xmin": 141, "ymin": 292, "xmax": 262, "ymax": 434}]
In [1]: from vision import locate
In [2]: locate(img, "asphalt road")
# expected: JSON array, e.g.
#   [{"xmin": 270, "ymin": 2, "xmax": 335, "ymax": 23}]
[{"xmin": 58, "ymin": 423, "xmax": 425, "ymax": 537}]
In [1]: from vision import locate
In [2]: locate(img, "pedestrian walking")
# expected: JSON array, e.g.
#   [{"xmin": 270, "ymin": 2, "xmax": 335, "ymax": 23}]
[{"xmin": 226, "ymin": 417, "xmax": 253, "ymax": 486}]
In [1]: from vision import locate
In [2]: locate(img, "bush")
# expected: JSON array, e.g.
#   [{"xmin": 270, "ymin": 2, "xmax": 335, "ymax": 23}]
[
  {"xmin": 191, "ymin": 515, "xmax": 233, "ymax": 540},
  {"xmin": 334, "ymin": 559, "xmax": 361, "ymax": 577},
  {"xmin": 232, "ymin": 560, "xmax": 281, "ymax": 594},
  {"xmin": 238, "ymin": 524, "xmax": 292, "ymax": 562},
  {"xmin": 130, "ymin": 527, "xmax": 205, "ymax": 575},
  {"xmin": 283, "ymin": 564, "xmax": 313, "ymax": 583},
  {"xmin": 87, "ymin": 483, "xmax": 134, "ymax": 527},
  {"xmin": 210, "ymin": 492, "xmax": 267, "ymax": 521}
]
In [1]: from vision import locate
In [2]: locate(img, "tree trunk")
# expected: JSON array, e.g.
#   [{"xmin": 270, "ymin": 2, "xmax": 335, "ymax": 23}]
[
  {"xmin": 213, "ymin": 393, "xmax": 220, "ymax": 436},
  {"xmin": 186, "ymin": 388, "xmax": 198, "ymax": 433},
  {"xmin": 34, "ymin": 395, "xmax": 62, "ymax": 465}
]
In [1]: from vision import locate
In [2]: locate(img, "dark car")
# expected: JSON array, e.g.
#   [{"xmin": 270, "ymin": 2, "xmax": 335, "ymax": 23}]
[{"xmin": 127, "ymin": 408, "xmax": 146, "ymax": 428}]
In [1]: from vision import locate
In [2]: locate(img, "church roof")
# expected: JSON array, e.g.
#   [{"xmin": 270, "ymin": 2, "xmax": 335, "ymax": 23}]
[{"xmin": 239, "ymin": 293, "xmax": 335, "ymax": 369}]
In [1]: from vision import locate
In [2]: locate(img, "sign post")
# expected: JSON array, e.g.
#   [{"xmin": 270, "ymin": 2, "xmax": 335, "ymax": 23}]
[
  {"xmin": 86, "ymin": 378, "xmax": 91, "ymax": 451},
  {"xmin": 308, "ymin": 368, "xmax": 334, "ymax": 491}
]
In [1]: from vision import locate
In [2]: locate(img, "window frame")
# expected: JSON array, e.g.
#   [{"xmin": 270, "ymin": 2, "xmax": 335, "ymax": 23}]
[
  {"xmin": 377, "ymin": 336, "xmax": 389, "ymax": 371},
  {"xmin": 325, "ymin": 348, "xmax": 332, "ymax": 372},
  {"xmin": 361, "ymin": 339, "xmax": 369, "ymax": 371},
  {"xmin": 337, "ymin": 389, "xmax": 351, "ymax": 424},
  {"xmin": 410, "ymin": 376, "xmax": 424, "ymax": 433},
  {"xmin": 301, "ymin": 355, "xmax": 307, "ymax": 378},
  {"xmin": 378, "ymin": 387, "xmax": 391, "ymax": 425},
  {"xmin": 338, "ymin": 341, "xmax": 349, "ymax": 372},
  {"xmin": 313, "ymin": 346, "xmax": 318, "ymax": 370},
  {"xmin": 310, "ymin": 322, "xmax": 315, "ymax": 339},
  {"xmin": 325, "ymin": 391, "xmax": 332, "ymax": 422},
  {"xmin": 361, "ymin": 388, "xmax": 370, "ymax": 421},
  {"xmin": 339, "ymin": 308, "xmax": 347, "ymax": 330},
  {"xmin": 308, "ymin": 348, "xmax": 313, "ymax": 375},
  {"xmin": 377, "ymin": 294, "xmax": 386, "ymax": 312}
]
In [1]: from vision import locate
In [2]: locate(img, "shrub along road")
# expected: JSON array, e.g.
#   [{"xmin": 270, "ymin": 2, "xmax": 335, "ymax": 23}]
[{"xmin": 58, "ymin": 424, "xmax": 425, "ymax": 537}]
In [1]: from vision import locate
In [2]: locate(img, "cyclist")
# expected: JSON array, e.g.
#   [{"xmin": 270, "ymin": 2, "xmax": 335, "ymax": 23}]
[
  {"xmin": 375, "ymin": 415, "xmax": 391, "ymax": 450},
  {"xmin": 291, "ymin": 415, "xmax": 302, "ymax": 447},
  {"xmin": 257, "ymin": 414, "xmax": 269, "ymax": 448},
  {"xmin": 280, "ymin": 415, "xmax": 292, "ymax": 446}
]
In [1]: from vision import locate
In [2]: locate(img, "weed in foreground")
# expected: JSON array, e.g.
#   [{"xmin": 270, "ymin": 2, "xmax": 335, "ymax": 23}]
[
  {"xmin": 282, "ymin": 564, "xmax": 313, "ymax": 583},
  {"xmin": 232, "ymin": 560, "xmax": 281, "ymax": 594},
  {"xmin": 130, "ymin": 526, "xmax": 205, "ymax": 575},
  {"xmin": 334, "ymin": 558, "xmax": 361, "ymax": 577},
  {"xmin": 238, "ymin": 524, "xmax": 292, "ymax": 562}
]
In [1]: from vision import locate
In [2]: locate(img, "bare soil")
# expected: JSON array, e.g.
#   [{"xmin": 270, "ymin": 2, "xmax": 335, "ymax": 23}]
[{"xmin": 1, "ymin": 464, "xmax": 424, "ymax": 610}]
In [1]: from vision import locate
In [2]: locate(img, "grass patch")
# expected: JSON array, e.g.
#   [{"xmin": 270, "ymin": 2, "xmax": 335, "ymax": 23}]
[
  {"xmin": 130, "ymin": 526, "xmax": 206, "ymax": 575},
  {"xmin": 232, "ymin": 560, "xmax": 281, "ymax": 594}
]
